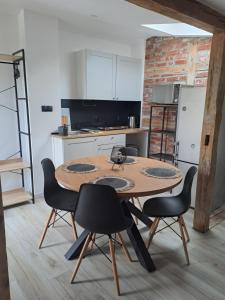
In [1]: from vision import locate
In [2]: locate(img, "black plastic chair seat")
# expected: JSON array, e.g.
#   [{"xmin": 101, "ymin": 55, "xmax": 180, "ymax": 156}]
[
  {"xmin": 76, "ymin": 214, "xmax": 132, "ymax": 235},
  {"xmin": 75, "ymin": 183, "xmax": 133, "ymax": 235},
  {"xmin": 143, "ymin": 195, "xmax": 187, "ymax": 218},
  {"xmin": 47, "ymin": 187, "xmax": 78, "ymax": 212},
  {"xmin": 143, "ymin": 167, "xmax": 197, "ymax": 218},
  {"xmin": 41, "ymin": 158, "xmax": 78, "ymax": 212}
]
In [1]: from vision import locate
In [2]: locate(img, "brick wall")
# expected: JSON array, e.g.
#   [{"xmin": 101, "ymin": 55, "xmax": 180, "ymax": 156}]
[
  {"xmin": 142, "ymin": 36, "xmax": 212, "ymax": 128},
  {"xmin": 143, "ymin": 37, "xmax": 212, "ymax": 158}
]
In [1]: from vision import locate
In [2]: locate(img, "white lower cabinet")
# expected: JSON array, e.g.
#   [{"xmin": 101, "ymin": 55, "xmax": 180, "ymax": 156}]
[
  {"xmin": 96, "ymin": 134, "xmax": 125, "ymax": 156},
  {"xmin": 52, "ymin": 134, "xmax": 126, "ymax": 167},
  {"xmin": 64, "ymin": 138, "xmax": 97, "ymax": 160}
]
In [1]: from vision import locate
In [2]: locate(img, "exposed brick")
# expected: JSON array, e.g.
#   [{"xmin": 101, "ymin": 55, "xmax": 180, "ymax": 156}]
[{"xmin": 142, "ymin": 36, "xmax": 212, "ymax": 155}]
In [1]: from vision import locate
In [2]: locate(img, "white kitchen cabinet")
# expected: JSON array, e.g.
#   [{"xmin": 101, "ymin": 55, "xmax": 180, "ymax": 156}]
[
  {"xmin": 64, "ymin": 138, "xmax": 97, "ymax": 161},
  {"xmin": 86, "ymin": 51, "xmax": 116, "ymax": 100},
  {"xmin": 52, "ymin": 136, "xmax": 97, "ymax": 167},
  {"xmin": 116, "ymin": 56, "xmax": 142, "ymax": 101},
  {"xmin": 52, "ymin": 134, "xmax": 126, "ymax": 166},
  {"xmin": 95, "ymin": 134, "xmax": 126, "ymax": 156},
  {"xmin": 74, "ymin": 49, "xmax": 142, "ymax": 101}
]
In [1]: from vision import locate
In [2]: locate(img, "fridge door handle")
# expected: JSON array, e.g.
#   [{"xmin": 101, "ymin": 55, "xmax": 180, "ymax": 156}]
[{"xmin": 175, "ymin": 141, "xmax": 179, "ymax": 159}]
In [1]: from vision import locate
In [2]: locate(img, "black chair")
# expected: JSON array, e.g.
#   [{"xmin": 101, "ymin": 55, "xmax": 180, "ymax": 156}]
[
  {"xmin": 39, "ymin": 158, "xmax": 78, "ymax": 249},
  {"xmin": 124, "ymin": 146, "xmax": 138, "ymax": 157},
  {"xmin": 70, "ymin": 183, "xmax": 133, "ymax": 296},
  {"xmin": 143, "ymin": 166, "xmax": 197, "ymax": 265},
  {"xmin": 124, "ymin": 146, "xmax": 142, "ymax": 224}
]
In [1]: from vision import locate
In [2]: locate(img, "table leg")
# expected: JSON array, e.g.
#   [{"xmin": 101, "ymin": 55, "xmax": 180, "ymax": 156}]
[
  {"xmin": 65, "ymin": 229, "xmax": 89, "ymax": 260},
  {"xmin": 65, "ymin": 203, "xmax": 156, "ymax": 272},
  {"xmin": 126, "ymin": 201, "xmax": 153, "ymax": 227},
  {"xmin": 122, "ymin": 201, "xmax": 156, "ymax": 272}
]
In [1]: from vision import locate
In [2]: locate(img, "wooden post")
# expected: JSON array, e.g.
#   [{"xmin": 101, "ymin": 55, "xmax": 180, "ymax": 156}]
[
  {"xmin": 193, "ymin": 32, "xmax": 225, "ymax": 232},
  {"xmin": 0, "ymin": 178, "xmax": 10, "ymax": 300}
]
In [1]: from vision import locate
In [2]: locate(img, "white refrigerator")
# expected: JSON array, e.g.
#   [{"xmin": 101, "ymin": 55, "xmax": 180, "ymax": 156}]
[{"xmin": 174, "ymin": 86, "xmax": 206, "ymax": 207}]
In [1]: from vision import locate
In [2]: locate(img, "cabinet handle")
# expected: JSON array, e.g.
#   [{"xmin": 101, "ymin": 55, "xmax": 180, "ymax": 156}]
[{"xmin": 68, "ymin": 141, "xmax": 94, "ymax": 146}]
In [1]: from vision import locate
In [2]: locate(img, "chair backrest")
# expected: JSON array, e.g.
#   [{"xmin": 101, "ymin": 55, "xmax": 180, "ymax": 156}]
[
  {"xmin": 180, "ymin": 166, "xmax": 197, "ymax": 209},
  {"xmin": 75, "ymin": 183, "xmax": 129, "ymax": 234},
  {"xmin": 41, "ymin": 158, "xmax": 60, "ymax": 206},
  {"xmin": 124, "ymin": 146, "xmax": 138, "ymax": 157}
]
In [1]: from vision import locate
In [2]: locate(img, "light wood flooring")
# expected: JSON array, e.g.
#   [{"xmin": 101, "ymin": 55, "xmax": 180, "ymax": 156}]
[{"xmin": 4, "ymin": 198, "xmax": 225, "ymax": 300}]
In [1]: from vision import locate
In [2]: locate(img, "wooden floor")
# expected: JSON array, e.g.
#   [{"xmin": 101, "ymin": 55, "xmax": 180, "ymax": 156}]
[{"xmin": 4, "ymin": 198, "xmax": 225, "ymax": 300}]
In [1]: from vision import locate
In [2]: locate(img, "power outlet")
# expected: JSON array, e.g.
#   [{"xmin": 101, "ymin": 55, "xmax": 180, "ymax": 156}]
[{"xmin": 41, "ymin": 105, "xmax": 53, "ymax": 112}]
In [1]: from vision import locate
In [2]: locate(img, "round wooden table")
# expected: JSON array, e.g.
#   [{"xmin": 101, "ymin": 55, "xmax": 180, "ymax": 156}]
[
  {"xmin": 55, "ymin": 155, "xmax": 182, "ymax": 273},
  {"xmin": 55, "ymin": 155, "xmax": 182, "ymax": 198}
]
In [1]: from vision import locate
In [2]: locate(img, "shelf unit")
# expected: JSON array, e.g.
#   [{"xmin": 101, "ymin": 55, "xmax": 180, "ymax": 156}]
[
  {"xmin": 148, "ymin": 103, "xmax": 178, "ymax": 164},
  {"xmin": 0, "ymin": 49, "xmax": 34, "ymax": 208}
]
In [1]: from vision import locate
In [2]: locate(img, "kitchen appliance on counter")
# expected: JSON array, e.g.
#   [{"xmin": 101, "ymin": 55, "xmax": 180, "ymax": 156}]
[
  {"xmin": 97, "ymin": 126, "xmax": 128, "ymax": 131},
  {"xmin": 128, "ymin": 116, "xmax": 136, "ymax": 128}
]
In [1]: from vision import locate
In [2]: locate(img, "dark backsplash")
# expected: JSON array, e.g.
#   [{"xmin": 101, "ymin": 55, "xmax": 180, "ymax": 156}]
[{"xmin": 61, "ymin": 99, "xmax": 141, "ymax": 130}]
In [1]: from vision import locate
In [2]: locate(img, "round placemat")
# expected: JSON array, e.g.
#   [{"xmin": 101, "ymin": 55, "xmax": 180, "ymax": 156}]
[
  {"xmin": 92, "ymin": 176, "xmax": 134, "ymax": 192},
  {"xmin": 63, "ymin": 163, "xmax": 97, "ymax": 173},
  {"xmin": 108, "ymin": 156, "xmax": 137, "ymax": 165},
  {"xmin": 141, "ymin": 167, "xmax": 181, "ymax": 179}
]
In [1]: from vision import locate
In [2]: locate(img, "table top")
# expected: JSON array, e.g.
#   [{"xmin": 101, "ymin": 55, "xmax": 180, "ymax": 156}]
[{"xmin": 55, "ymin": 155, "xmax": 182, "ymax": 198}]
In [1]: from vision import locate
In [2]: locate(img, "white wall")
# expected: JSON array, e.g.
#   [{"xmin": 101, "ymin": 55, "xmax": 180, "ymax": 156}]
[
  {"xmin": 19, "ymin": 10, "xmax": 61, "ymax": 195},
  {"xmin": 0, "ymin": 10, "xmax": 145, "ymax": 196},
  {"xmin": 0, "ymin": 14, "xmax": 21, "ymax": 191},
  {"xmin": 58, "ymin": 21, "xmax": 144, "ymax": 99}
]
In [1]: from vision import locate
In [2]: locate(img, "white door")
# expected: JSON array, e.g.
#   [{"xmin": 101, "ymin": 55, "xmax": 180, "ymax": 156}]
[
  {"xmin": 86, "ymin": 50, "xmax": 116, "ymax": 100},
  {"xmin": 176, "ymin": 86, "xmax": 206, "ymax": 164},
  {"xmin": 116, "ymin": 56, "xmax": 142, "ymax": 101},
  {"xmin": 64, "ymin": 138, "xmax": 97, "ymax": 161}
]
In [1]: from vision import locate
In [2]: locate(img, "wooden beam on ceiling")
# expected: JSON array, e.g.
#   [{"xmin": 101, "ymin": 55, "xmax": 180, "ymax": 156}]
[{"xmin": 126, "ymin": 0, "xmax": 225, "ymax": 33}]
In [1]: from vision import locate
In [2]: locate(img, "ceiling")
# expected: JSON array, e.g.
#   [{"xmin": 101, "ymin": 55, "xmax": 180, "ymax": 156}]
[
  {"xmin": 0, "ymin": 0, "xmax": 176, "ymax": 45},
  {"xmin": 198, "ymin": 0, "xmax": 225, "ymax": 14},
  {"xmin": 0, "ymin": 0, "xmax": 223, "ymax": 45}
]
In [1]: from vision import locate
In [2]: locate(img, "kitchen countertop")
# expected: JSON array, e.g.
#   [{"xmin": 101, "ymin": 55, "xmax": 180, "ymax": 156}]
[{"xmin": 52, "ymin": 128, "xmax": 148, "ymax": 139}]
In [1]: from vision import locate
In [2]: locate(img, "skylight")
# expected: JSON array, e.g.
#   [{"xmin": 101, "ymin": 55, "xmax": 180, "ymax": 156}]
[{"xmin": 142, "ymin": 23, "xmax": 212, "ymax": 36}]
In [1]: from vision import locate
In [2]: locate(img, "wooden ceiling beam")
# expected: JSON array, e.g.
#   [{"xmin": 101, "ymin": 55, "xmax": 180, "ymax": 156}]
[{"xmin": 126, "ymin": 0, "xmax": 225, "ymax": 33}]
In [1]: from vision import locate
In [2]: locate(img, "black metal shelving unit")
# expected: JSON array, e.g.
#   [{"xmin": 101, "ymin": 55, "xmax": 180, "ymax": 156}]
[
  {"xmin": 147, "ymin": 103, "xmax": 178, "ymax": 164},
  {"xmin": 0, "ymin": 49, "xmax": 34, "ymax": 207}
]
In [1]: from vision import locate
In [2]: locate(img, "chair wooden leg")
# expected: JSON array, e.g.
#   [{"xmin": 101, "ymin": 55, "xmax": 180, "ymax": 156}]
[
  {"xmin": 90, "ymin": 233, "xmax": 96, "ymax": 250},
  {"xmin": 70, "ymin": 233, "xmax": 93, "ymax": 283},
  {"xmin": 146, "ymin": 217, "xmax": 160, "ymax": 249},
  {"xmin": 70, "ymin": 213, "xmax": 78, "ymax": 240},
  {"xmin": 180, "ymin": 215, "xmax": 190, "ymax": 243},
  {"xmin": 38, "ymin": 208, "xmax": 55, "ymax": 249},
  {"xmin": 178, "ymin": 217, "xmax": 190, "ymax": 265},
  {"xmin": 52, "ymin": 209, "xmax": 57, "ymax": 227},
  {"xmin": 117, "ymin": 232, "xmax": 132, "ymax": 262},
  {"xmin": 109, "ymin": 237, "xmax": 120, "ymax": 296},
  {"xmin": 131, "ymin": 198, "xmax": 138, "ymax": 225}
]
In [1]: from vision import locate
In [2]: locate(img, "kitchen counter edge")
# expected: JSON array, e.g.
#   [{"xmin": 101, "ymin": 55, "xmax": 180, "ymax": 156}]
[{"xmin": 52, "ymin": 128, "xmax": 148, "ymax": 139}]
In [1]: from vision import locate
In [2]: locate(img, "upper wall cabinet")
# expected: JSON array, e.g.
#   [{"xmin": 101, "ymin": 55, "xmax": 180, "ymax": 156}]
[
  {"xmin": 74, "ymin": 49, "xmax": 142, "ymax": 101},
  {"xmin": 116, "ymin": 56, "xmax": 142, "ymax": 101},
  {"xmin": 86, "ymin": 51, "xmax": 116, "ymax": 100}
]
